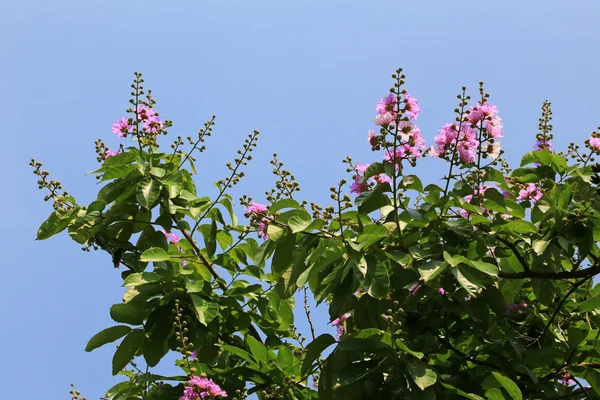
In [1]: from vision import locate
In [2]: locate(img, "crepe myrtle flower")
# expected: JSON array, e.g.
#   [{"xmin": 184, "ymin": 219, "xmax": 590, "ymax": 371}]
[
  {"xmin": 589, "ymin": 136, "xmax": 600, "ymax": 152},
  {"xmin": 409, "ymin": 277, "xmax": 424, "ymax": 295},
  {"xmin": 560, "ymin": 372, "xmax": 575, "ymax": 386},
  {"xmin": 162, "ymin": 230, "xmax": 181, "ymax": 244},
  {"xmin": 111, "ymin": 117, "xmax": 132, "ymax": 138},
  {"xmin": 331, "ymin": 313, "xmax": 351, "ymax": 339},
  {"xmin": 404, "ymin": 92, "xmax": 421, "ymax": 120},
  {"xmin": 104, "ymin": 149, "xmax": 118, "ymax": 159},
  {"xmin": 180, "ymin": 374, "xmax": 227, "ymax": 400},
  {"xmin": 137, "ymin": 105, "xmax": 163, "ymax": 133},
  {"xmin": 245, "ymin": 202, "xmax": 271, "ymax": 240},
  {"xmin": 517, "ymin": 183, "xmax": 543, "ymax": 202}
]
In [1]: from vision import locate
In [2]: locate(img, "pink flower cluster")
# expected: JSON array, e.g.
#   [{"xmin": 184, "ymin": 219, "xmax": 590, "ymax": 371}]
[
  {"xmin": 162, "ymin": 230, "xmax": 182, "ymax": 244},
  {"xmin": 245, "ymin": 202, "xmax": 270, "ymax": 239},
  {"xmin": 517, "ymin": 183, "xmax": 543, "ymax": 202},
  {"xmin": 350, "ymin": 163, "xmax": 391, "ymax": 194},
  {"xmin": 381, "ymin": 121, "xmax": 427, "ymax": 167},
  {"xmin": 105, "ymin": 149, "xmax": 119, "ymax": 159},
  {"xmin": 560, "ymin": 372, "xmax": 575, "ymax": 386},
  {"xmin": 430, "ymin": 123, "xmax": 477, "ymax": 162},
  {"xmin": 137, "ymin": 105, "xmax": 163, "ymax": 133},
  {"xmin": 180, "ymin": 375, "xmax": 227, "ymax": 400},
  {"xmin": 430, "ymin": 103, "xmax": 502, "ymax": 163},
  {"xmin": 111, "ymin": 118, "xmax": 132, "ymax": 138},
  {"xmin": 374, "ymin": 92, "xmax": 421, "ymax": 125},
  {"xmin": 534, "ymin": 138, "xmax": 552, "ymax": 151},
  {"xmin": 375, "ymin": 94, "xmax": 397, "ymax": 126},
  {"xmin": 504, "ymin": 301, "xmax": 527, "ymax": 315},
  {"xmin": 409, "ymin": 277, "xmax": 424, "ymax": 296},
  {"xmin": 331, "ymin": 313, "xmax": 351, "ymax": 339},
  {"xmin": 589, "ymin": 136, "xmax": 600, "ymax": 151}
]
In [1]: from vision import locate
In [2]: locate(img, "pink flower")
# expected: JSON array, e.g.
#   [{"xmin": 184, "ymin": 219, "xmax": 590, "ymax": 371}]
[
  {"xmin": 517, "ymin": 183, "xmax": 543, "ymax": 202},
  {"xmin": 560, "ymin": 372, "xmax": 575, "ymax": 386},
  {"xmin": 590, "ymin": 137, "xmax": 600, "ymax": 151},
  {"xmin": 384, "ymin": 147, "xmax": 406, "ymax": 165},
  {"xmin": 182, "ymin": 259, "xmax": 188, "ymax": 267},
  {"xmin": 375, "ymin": 111, "xmax": 395, "ymax": 126},
  {"xmin": 355, "ymin": 163, "xmax": 370, "ymax": 174},
  {"xmin": 376, "ymin": 94, "xmax": 397, "ymax": 114},
  {"xmin": 368, "ymin": 130, "xmax": 378, "ymax": 148},
  {"xmin": 105, "ymin": 149, "xmax": 119, "ymax": 159},
  {"xmin": 487, "ymin": 115, "xmax": 504, "ymax": 138},
  {"xmin": 404, "ymin": 93, "xmax": 421, "ymax": 120},
  {"xmin": 484, "ymin": 141, "xmax": 501, "ymax": 160},
  {"xmin": 331, "ymin": 313, "xmax": 351, "ymax": 326},
  {"xmin": 430, "ymin": 123, "xmax": 479, "ymax": 163},
  {"xmin": 381, "ymin": 314, "xmax": 391, "ymax": 320},
  {"xmin": 162, "ymin": 231, "xmax": 181, "ymax": 244},
  {"xmin": 137, "ymin": 105, "xmax": 163, "ymax": 133},
  {"xmin": 409, "ymin": 278, "xmax": 424, "ymax": 296},
  {"xmin": 535, "ymin": 138, "xmax": 552, "ymax": 151},
  {"xmin": 354, "ymin": 289, "xmax": 363, "ymax": 296},
  {"xmin": 467, "ymin": 103, "xmax": 498, "ymax": 124},
  {"xmin": 246, "ymin": 202, "xmax": 268, "ymax": 214},
  {"xmin": 374, "ymin": 174, "xmax": 391, "ymax": 184},
  {"xmin": 111, "ymin": 117, "xmax": 132, "ymax": 138},
  {"xmin": 331, "ymin": 313, "xmax": 351, "ymax": 340},
  {"xmin": 257, "ymin": 220, "xmax": 270, "ymax": 240},
  {"xmin": 350, "ymin": 177, "xmax": 369, "ymax": 194},
  {"xmin": 438, "ymin": 288, "xmax": 446, "ymax": 295},
  {"xmin": 180, "ymin": 375, "xmax": 227, "ymax": 400}
]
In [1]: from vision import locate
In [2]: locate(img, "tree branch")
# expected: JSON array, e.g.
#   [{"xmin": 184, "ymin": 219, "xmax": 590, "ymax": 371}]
[{"xmin": 499, "ymin": 263, "xmax": 600, "ymax": 280}]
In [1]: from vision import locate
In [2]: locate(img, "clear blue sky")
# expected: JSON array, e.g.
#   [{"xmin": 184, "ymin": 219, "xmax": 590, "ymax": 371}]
[{"xmin": 2, "ymin": 0, "xmax": 600, "ymax": 398}]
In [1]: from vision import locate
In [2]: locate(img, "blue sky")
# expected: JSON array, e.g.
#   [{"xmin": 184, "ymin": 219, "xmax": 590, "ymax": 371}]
[{"xmin": 2, "ymin": 0, "xmax": 600, "ymax": 398}]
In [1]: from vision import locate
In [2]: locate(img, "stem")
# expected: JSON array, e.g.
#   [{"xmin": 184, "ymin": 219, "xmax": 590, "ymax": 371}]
[{"xmin": 303, "ymin": 286, "xmax": 316, "ymax": 341}]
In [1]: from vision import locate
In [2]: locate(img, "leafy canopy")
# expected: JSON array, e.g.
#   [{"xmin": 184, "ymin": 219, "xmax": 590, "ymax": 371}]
[{"xmin": 34, "ymin": 69, "xmax": 600, "ymax": 399}]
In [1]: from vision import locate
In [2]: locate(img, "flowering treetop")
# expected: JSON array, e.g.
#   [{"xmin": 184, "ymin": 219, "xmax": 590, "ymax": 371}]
[{"xmin": 33, "ymin": 69, "xmax": 600, "ymax": 400}]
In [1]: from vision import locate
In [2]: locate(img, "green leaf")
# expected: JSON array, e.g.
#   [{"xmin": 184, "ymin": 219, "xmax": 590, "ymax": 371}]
[
  {"xmin": 86, "ymin": 325, "xmax": 132, "ymax": 352},
  {"xmin": 140, "ymin": 247, "xmax": 171, "ymax": 262},
  {"xmin": 406, "ymin": 360, "xmax": 437, "ymax": 390},
  {"xmin": 123, "ymin": 272, "xmax": 163, "ymax": 287},
  {"xmin": 498, "ymin": 221, "xmax": 537, "ymax": 235},
  {"xmin": 276, "ymin": 346, "xmax": 296, "ymax": 375},
  {"xmin": 491, "ymin": 372, "xmax": 522, "ymax": 400},
  {"xmin": 532, "ymin": 239, "xmax": 550, "ymax": 255},
  {"xmin": 577, "ymin": 294, "xmax": 600, "ymax": 313},
  {"xmin": 110, "ymin": 303, "xmax": 145, "ymax": 325},
  {"xmin": 440, "ymin": 383, "xmax": 485, "ymax": 400},
  {"xmin": 247, "ymin": 335, "xmax": 268, "ymax": 362},
  {"xmin": 355, "ymin": 256, "xmax": 389, "ymax": 299},
  {"xmin": 112, "ymin": 329, "xmax": 144, "ymax": 375},
  {"xmin": 469, "ymin": 260, "xmax": 499, "ymax": 277},
  {"xmin": 452, "ymin": 265, "xmax": 484, "ymax": 295},
  {"xmin": 136, "ymin": 177, "xmax": 162, "ymax": 209},
  {"xmin": 395, "ymin": 338, "xmax": 423, "ymax": 359},
  {"xmin": 220, "ymin": 345, "xmax": 256, "ymax": 364},
  {"xmin": 37, "ymin": 207, "xmax": 79, "ymax": 240},
  {"xmin": 272, "ymin": 233, "xmax": 296, "ymax": 276},
  {"xmin": 357, "ymin": 183, "xmax": 391, "ymax": 215},
  {"xmin": 288, "ymin": 215, "xmax": 312, "ymax": 233},
  {"xmin": 267, "ymin": 224, "xmax": 287, "ymax": 241},
  {"xmin": 268, "ymin": 199, "xmax": 301, "ymax": 215},
  {"xmin": 190, "ymin": 294, "xmax": 218, "ymax": 326},
  {"xmin": 301, "ymin": 334, "xmax": 336, "ymax": 376}
]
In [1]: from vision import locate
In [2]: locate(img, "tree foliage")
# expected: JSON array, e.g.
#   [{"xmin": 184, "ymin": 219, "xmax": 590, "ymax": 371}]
[{"xmin": 33, "ymin": 69, "xmax": 600, "ymax": 399}]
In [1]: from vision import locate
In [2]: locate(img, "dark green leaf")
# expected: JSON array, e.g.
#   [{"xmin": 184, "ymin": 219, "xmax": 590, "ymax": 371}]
[
  {"xmin": 86, "ymin": 325, "xmax": 132, "ymax": 352},
  {"xmin": 112, "ymin": 329, "xmax": 144, "ymax": 375}
]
